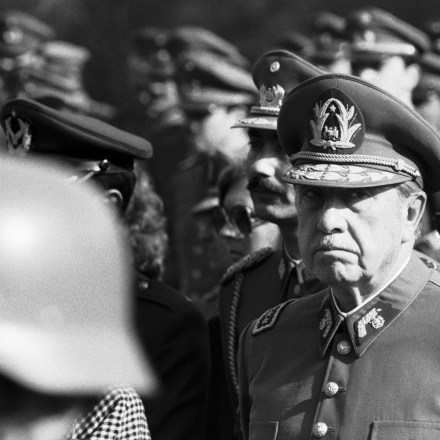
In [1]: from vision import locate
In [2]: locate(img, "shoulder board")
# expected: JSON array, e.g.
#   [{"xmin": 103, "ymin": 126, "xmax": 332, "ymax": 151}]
[
  {"xmin": 252, "ymin": 299, "xmax": 296, "ymax": 336},
  {"xmin": 220, "ymin": 247, "xmax": 274, "ymax": 285}
]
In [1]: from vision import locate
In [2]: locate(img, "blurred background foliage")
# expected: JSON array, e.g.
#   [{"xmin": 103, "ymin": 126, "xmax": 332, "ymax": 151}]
[{"xmin": 2, "ymin": 0, "xmax": 437, "ymax": 107}]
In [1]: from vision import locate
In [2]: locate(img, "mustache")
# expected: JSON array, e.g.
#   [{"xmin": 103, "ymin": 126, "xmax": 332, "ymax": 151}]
[
  {"xmin": 247, "ymin": 176, "xmax": 286, "ymax": 195},
  {"xmin": 312, "ymin": 237, "xmax": 358, "ymax": 254}
]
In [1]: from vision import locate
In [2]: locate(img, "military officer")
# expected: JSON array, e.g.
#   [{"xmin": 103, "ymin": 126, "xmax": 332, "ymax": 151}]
[
  {"xmin": 238, "ymin": 72, "xmax": 440, "ymax": 439},
  {"xmin": 217, "ymin": 50, "xmax": 326, "ymax": 435},
  {"xmin": 169, "ymin": 26, "xmax": 256, "ymax": 301},
  {"xmin": 0, "ymin": 98, "xmax": 211, "ymax": 440},
  {"xmin": 345, "ymin": 7, "xmax": 430, "ymax": 108}
]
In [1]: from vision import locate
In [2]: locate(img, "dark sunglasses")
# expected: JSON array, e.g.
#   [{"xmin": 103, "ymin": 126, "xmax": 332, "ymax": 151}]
[
  {"xmin": 350, "ymin": 59, "xmax": 386, "ymax": 75},
  {"xmin": 213, "ymin": 205, "xmax": 266, "ymax": 236}
]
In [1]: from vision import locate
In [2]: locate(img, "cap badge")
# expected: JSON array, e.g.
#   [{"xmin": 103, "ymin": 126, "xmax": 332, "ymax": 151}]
[
  {"xmin": 5, "ymin": 112, "xmax": 32, "ymax": 156},
  {"xmin": 258, "ymin": 84, "xmax": 285, "ymax": 111},
  {"xmin": 310, "ymin": 90, "xmax": 364, "ymax": 151},
  {"xmin": 356, "ymin": 307, "xmax": 385, "ymax": 338}
]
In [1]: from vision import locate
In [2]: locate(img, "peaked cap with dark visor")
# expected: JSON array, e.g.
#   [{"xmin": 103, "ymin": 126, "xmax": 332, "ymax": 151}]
[
  {"xmin": 278, "ymin": 74, "xmax": 440, "ymax": 192},
  {"xmin": 233, "ymin": 49, "xmax": 325, "ymax": 131}
]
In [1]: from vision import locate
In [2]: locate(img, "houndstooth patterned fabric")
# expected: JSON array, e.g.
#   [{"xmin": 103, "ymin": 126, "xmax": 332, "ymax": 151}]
[{"xmin": 70, "ymin": 386, "xmax": 151, "ymax": 440}]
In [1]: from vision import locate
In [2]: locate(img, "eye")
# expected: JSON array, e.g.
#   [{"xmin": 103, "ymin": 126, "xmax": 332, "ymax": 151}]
[{"xmin": 297, "ymin": 187, "xmax": 324, "ymax": 207}]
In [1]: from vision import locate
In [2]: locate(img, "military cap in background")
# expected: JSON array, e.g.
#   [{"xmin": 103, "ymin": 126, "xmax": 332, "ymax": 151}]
[
  {"xmin": 273, "ymin": 31, "xmax": 315, "ymax": 58},
  {"xmin": 1, "ymin": 97, "xmax": 152, "ymax": 177},
  {"xmin": 308, "ymin": 11, "xmax": 351, "ymax": 74},
  {"xmin": 346, "ymin": 7, "xmax": 431, "ymax": 62},
  {"xmin": 168, "ymin": 25, "xmax": 249, "ymax": 68},
  {"xmin": 424, "ymin": 18, "xmax": 440, "ymax": 55},
  {"xmin": 172, "ymin": 27, "xmax": 255, "ymax": 111},
  {"xmin": 233, "ymin": 49, "xmax": 325, "ymax": 131},
  {"xmin": 21, "ymin": 40, "xmax": 116, "ymax": 120},
  {"xmin": 0, "ymin": 9, "xmax": 54, "ymax": 65},
  {"xmin": 278, "ymin": 74, "xmax": 440, "ymax": 191},
  {"xmin": 128, "ymin": 27, "xmax": 175, "ymax": 84}
]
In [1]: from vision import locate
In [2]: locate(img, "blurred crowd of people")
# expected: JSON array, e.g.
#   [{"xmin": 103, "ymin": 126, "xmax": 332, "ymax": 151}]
[{"xmin": 2, "ymin": 5, "xmax": 440, "ymax": 440}]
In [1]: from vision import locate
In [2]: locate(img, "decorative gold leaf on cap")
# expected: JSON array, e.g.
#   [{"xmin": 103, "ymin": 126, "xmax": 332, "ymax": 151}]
[{"xmin": 309, "ymin": 97, "xmax": 362, "ymax": 150}]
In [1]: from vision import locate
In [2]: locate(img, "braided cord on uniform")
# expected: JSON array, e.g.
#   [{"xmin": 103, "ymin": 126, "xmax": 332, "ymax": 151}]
[
  {"xmin": 290, "ymin": 151, "xmax": 420, "ymax": 178},
  {"xmin": 227, "ymin": 273, "xmax": 244, "ymax": 397}
]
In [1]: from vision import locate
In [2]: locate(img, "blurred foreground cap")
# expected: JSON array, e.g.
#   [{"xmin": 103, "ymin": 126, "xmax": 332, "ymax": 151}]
[
  {"xmin": 1, "ymin": 98, "xmax": 151, "ymax": 176},
  {"xmin": 0, "ymin": 155, "xmax": 157, "ymax": 396},
  {"xmin": 0, "ymin": 9, "xmax": 54, "ymax": 60},
  {"xmin": 346, "ymin": 7, "xmax": 430, "ymax": 61},
  {"xmin": 233, "ymin": 50, "xmax": 324, "ymax": 130},
  {"xmin": 278, "ymin": 74, "xmax": 440, "ymax": 191}
]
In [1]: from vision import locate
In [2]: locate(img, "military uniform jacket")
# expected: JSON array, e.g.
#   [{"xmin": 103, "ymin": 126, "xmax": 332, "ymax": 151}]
[
  {"xmin": 135, "ymin": 273, "xmax": 211, "ymax": 440},
  {"xmin": 238, "ymin": 252, "xmax": 440, "ymax": 440},
  {"xmin": 218, "ymin": 247, "xmax": 323, "ymax": 411}
]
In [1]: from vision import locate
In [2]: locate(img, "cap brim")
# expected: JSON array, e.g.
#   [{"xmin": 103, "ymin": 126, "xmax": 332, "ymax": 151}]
[
  {"xmin": 0, "ymin": 324, "xmax": 158, "ymax": 398},
  {"xmin": 283, "ymin": 163, "xmax": 413, "ymax": 187},
  {"xmin": 232, "ymin": 115, "xmax": 277, "ymax": 130}
]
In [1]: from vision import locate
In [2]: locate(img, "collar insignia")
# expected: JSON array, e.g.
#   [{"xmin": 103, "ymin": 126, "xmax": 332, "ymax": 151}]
[
  {"xmin": 319, "ymin": 307, "xmax": 333, "ymax": 338},
  {"xmin": 356, "ymin": 307, "xmax": 385, "ymax": 338},
  {"xmin": 5, "ymin": 112, "xmax": 33, "ymax": 156},
  {"xmin": 309, "ymin": 89, "xmax": 364, "ymax": 151}
]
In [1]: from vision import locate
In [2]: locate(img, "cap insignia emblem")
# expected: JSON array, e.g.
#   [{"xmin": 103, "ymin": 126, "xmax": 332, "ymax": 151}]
[
  {"xmin": 258, "ymin": 84, "xmax": 285, "ymax": 111},
  {"xmin": 5, "ymin": 112, "xmax": 33, "ymax": 156},
  {"xmin": 310, "ymin": 91, "xmax": 363, "ymax": 151},
  {"xmin": 270, "ymin": 61, "xmax": 280, "ymax": 72},
  {"xmin": 356, "ymin": 307, "xmax": 385, "ymax": 338}
]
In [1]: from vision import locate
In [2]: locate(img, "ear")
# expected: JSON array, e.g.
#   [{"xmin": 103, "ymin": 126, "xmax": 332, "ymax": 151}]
[
  {"xmin": 402, "ymin": 190, "xmax": 427, "ymax": 243},
  {"xmin": 104, "ymin": 189, "xmax": 124, "ymax": 211}
]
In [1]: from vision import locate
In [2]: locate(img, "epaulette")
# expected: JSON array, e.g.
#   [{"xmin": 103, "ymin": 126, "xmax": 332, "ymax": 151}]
[
  {"xmin": 252, "ymin": 299, "xmax": 295, "ymax": 336},
  {"xmin": 220, "ymin": 247, "xmax": 274, "ymax": 285}
]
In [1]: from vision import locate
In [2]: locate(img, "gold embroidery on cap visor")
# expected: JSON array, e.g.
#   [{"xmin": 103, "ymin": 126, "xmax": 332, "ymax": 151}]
[{"xmin": 283, "ymin": 163, "xmax": 414, "ymax": 187}]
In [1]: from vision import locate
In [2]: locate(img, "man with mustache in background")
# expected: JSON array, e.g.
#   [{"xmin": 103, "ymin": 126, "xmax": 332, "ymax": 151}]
[
  {"xmin": 216, "ymin": 50, "xmax": 325, "ymax": 438},
  {"xmin": 238, "ymin": 73, "xmax": 440, "ymax": 439}
]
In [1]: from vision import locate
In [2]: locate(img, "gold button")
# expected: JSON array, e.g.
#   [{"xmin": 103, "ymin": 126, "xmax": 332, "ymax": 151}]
[
  {"xmin": 324, "ymin": 382, "xmax": 339, "ymax": 397},
  {"xmin": 313, "ymin": 422, "xmax": 328, "ymax": 438},
  {"xmin": 337, "ymin": 340, "xmax": 352, "ymax": 355}
]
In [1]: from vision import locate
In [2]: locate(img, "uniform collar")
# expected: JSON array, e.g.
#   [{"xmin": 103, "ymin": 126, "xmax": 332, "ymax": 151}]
[{"xmin": 319, "ymin": 252, "xmax": 432, "ymax": 358}]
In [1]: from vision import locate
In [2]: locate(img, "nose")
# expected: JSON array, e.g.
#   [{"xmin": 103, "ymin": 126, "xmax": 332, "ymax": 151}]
[{"xmin": 317, "ymin": 200, "xmax": 347, "ymax": 234}]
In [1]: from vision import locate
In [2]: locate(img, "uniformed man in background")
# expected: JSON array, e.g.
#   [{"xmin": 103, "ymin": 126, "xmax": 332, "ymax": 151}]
[
  {"xmin": 345, "ymin": 7, "xmax": 430, "ymax": 108},
  {"xmin": 169, "ymin": 26, "xmax": 256, "ymax": 301},
  {"xmin": 307, "ymin": 11, "xmax": 352, "ymax": 74},
  {"xmin": 238, "ymin": 72, "xmax": 440, "ymax": 439},
  {"xmin": 217, "ymin": 50, "xmax": 325, "ymax": 438}
]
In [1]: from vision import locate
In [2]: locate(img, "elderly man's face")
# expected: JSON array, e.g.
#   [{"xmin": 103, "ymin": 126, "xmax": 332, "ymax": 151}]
[{"xmin": 295, "ymin": 184, "xmax": 412, "ymax": 292}]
